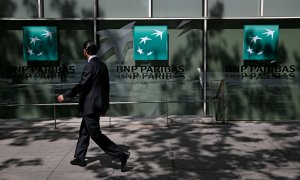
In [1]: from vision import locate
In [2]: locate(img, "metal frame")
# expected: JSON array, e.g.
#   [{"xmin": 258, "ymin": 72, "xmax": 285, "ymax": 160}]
[
  {"xmin": 260, "ymin": 0, "xmax": 264, "ymax": 16},
  {"xmin": 2, "ymin": 17, "xmax": 300, "ymax": 21},
  {"xmin": 148, "ymin": 0, "xmax": 152, "ymax": 18},
  {"xmin": 203, "ymin": 0, "xmax": 208, "ymax": 115},
  {"xmin": 38, "ymin": 0, "xmax": 44, "ymax": 18},
  {"xmin": 93, "ymin": 0, "xmax": 98, "ymax": 43}
]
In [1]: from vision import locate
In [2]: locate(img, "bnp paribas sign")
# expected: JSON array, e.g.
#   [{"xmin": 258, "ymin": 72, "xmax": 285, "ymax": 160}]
[
  {"xmin": 23, "ymin": 26, "xmax": 58, "ymax": 61},
  {"xmin": 133, "ymin": 26, "xmax": 168, "ymax": 61},
  {"xmin": 243, "ymin": 25, "xmax": 279, "ymax": 61}
]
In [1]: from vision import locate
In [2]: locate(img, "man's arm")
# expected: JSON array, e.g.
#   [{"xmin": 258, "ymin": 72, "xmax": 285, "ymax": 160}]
[{"xmin": 57, "ymin": 64, "xmax": 93, "ymax": 102}]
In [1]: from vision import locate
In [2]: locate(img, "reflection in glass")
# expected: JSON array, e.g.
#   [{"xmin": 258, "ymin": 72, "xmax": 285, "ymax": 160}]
[
  {"xmin": 208, "ymin": 0, "xmax": 259, "ymax": 17},
  {"xmin": 0, "ymin": 23, "xmax": 93, "ymax": 119},
  {"xmin": 0, "ymin": 0, "xmax": 38, "ymax": 18},
  {"xmin": 97, "ymin": 20, "xmax": 203, "ymax": 116},
  {"xmin": 153, "ymin": 0, "xmax": 202, "ymax": 17},
  {"xmin": 98, "ymin": 0, "xmax": 148, "ymax": 18},
  {"xmin": 44, "ymin": 0, "xmax": 93, "ymax": 18},
  {"xmin": 264, "ymin": 0, "xmax": 300, "ymax": 17},
  {"xmin": 207, "ymin": 26, "xmax": 300, "ymax": 120}
]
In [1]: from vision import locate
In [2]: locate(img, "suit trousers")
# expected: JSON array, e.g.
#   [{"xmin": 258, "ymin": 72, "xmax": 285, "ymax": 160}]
[{"xmin": 74, "ymin": 114, "xmax": 123, "ymax": 161}]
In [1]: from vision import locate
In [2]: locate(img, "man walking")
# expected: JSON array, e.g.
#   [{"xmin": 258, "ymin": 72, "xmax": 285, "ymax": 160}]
[{"xmin": 57, "ymin": 40, "xmax": 129, "ymax": 172}]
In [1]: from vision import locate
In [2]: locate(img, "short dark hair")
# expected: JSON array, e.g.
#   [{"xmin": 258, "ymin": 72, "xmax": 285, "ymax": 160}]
[{"xmin": 83, "ymin": 40, "xmax": 97, "ymax": 55}]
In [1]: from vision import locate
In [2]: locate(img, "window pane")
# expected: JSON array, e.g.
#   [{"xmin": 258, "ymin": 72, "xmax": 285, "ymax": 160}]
[
  {"xmin": 0, "ymin": 20, "xmax": 93, "ymax": 119},
  {"xmin": 208, "ymin": 0, "xmax": 259, "ymax": 17},
  {"xmin": 98, "ymin": 0, "xmax": 148, "ymax": 18},
  {"xmin": 44, "ymin": 0, "xmax": 93, "ymax": 18},
  {"xmin": 153, "ymin": 0, "xmax": 202, "ymax": 17},
  {"xmin": 207, "ymin": 20, "xmax": 300, "ymax": 120},
  {"xmin": 97, "ymin": 20, "xmax": 203, "ymax": 116},
  {"xmin": 0, "ymin": 0, "xmax": 38, "ymax": 18},
  {"xmin": 264, "ymin": 0, "xmax": 300, "ymax": 17}
]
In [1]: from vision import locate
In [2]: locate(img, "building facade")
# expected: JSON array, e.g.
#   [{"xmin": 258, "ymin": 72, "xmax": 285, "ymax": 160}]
[{"xmin": 0, "ymin": 0, "xmax": 299, "ymax": 120}]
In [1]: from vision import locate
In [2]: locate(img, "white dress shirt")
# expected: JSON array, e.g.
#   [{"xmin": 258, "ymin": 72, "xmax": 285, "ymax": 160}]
[{"xmin": 88, "ymin": 55, "xmax": 97, "ymax": 62}]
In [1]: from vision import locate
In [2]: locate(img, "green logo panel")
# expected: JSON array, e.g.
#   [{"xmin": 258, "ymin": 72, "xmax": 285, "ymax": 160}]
[
  {"xmin": 133, "ymin": 26, "xmax": 168, "ymax": 61},
  {"xmin": 23, "ymin": 26, "xmax": 58, "ymax": 61},
  {"xmin": 243, "ymin": 25, "xmax": 279, "ymax": 61}
]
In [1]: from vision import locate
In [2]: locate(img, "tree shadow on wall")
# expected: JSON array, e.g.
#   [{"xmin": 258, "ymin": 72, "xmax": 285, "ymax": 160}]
[
  {"xmin": 22, "ymin": 0, "xmax": 38, "ymax": 17},
  {"xmin": 49, "ymin": 0, "xmax": 104, "ymax": 18},
  {"xmin": 50, "ymin": 0, "xmax": 86, "ymax": 18},
  {"xmin": 0, "ymin": 0, "xmax": 16, "ymax": 17}
]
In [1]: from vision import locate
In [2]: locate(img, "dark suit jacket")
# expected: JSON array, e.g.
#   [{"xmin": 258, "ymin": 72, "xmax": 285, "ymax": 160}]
[{"xmin": 64, "ymin": 57, "xmax": 110, "ymax": 116}]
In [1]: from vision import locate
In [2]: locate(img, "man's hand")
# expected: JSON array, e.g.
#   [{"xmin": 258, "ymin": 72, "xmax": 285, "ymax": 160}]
[{"xmin": 57, "ymin": 94, "xmax": 65, "ymax": 103}]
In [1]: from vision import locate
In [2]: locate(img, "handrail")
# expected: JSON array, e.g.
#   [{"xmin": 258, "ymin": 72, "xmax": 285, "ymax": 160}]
[
  {"xmin": 0, "ymin": 80, "xmax": 225, "ymax": 126},
  {"xmin": 0, "ymin": 79, "xmax": 222, "ymax": 87},
  {"xmin": 0, "ymin": 99, "xmax": 220, "ymax": 107}
]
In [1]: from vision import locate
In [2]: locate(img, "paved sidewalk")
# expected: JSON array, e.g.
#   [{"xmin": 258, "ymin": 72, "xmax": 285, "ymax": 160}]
[{"xmin": 0, "ymin": 117, "xmax": 299, "ymax": 180}]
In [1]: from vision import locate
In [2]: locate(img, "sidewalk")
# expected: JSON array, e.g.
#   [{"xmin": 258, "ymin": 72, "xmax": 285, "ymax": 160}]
[{"xmin": 0, "ymin": 117, "xmax": 299, "ymax": 180}]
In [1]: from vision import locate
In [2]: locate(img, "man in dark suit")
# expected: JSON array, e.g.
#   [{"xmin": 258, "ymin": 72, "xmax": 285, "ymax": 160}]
[{"xmin": 57, "ymin": 40, "xmax": 129, "ymax": 172}]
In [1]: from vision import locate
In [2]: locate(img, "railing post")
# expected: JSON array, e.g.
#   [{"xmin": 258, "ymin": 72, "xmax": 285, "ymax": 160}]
[
  {"xmin": 53, "ymin": 86, "xmax": 57, "ymax": 129},
  {"xmin": 165, "ymin": 80, "xmax": 168, "ymax": 126},
  {"xmin": 221, "ymin": 80, "xmax": 225, "ymax": 123},
  {"xmin": 210, "ymin": 80, "xmax": 213, "ymax": 121}
]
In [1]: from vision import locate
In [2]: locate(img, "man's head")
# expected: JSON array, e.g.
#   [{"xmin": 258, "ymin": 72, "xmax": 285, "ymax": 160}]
[{"xmin": 83, "ymin": 40, "xmax": 97, "ymax": 59}]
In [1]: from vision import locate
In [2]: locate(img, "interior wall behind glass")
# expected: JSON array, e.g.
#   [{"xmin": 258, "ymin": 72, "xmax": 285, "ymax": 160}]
[
  {"xmin": 98, "ymin": 0, "xmax": 148, "ymax": 18},
  {"xmin": 0, "ymin": 0, "xmax": 38, "ymax": 18},
  {"xmin": 207, "ymin": 23, "xmax": 300, "ymax": 120},
  {"xmin": 44, "ymin": 0, "xmax": 93, "ymax": 18},
  {"xmin": 264, "ymin": 0, "xmax": 300, "ymax": 17},
  {"xmin": 153, "ymin": 0, "xmax": 202, "ymax": 17},
  {"xmin": 208, "ymin": 0, "xmax": 259, "ymax": 17}
]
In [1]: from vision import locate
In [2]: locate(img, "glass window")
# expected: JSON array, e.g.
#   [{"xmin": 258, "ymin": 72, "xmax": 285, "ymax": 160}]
[
  {"xmin": 44, "ymin": 0, "xmax": 94, "ymax": 18},
  {"xmin": 207, "ymin": 19, "xmax": 300, "ymax": 120},
  {"xmin": 208, "ymin": 0, "xmax": 259, "ymax": 17},
  {"xmin": 0, "ymin": 20, "xmax": 93, "ymax": 119},
  {"xmin": 98, "ymin": 0, "xmax": 149, "ymax": 18},
  {"xmin": 264, "ymin": 0, "xmax": 300, "ymax": 17},
  {"xmin": 0, "ymin": 0, "xmax": 38, "ymax": 18},
  {"xmin": 153, "ymin": 0, "xmax": 202, "ymax": 18},
  {"xmin": 97, "ymin": 20, "xmax": 203, "ymax": 116}
]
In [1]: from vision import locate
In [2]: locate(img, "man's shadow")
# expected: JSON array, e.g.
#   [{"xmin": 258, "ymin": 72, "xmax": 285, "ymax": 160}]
[{"xmin": 85, "ymin": 145, "xmax": 133, "ymax": 172}]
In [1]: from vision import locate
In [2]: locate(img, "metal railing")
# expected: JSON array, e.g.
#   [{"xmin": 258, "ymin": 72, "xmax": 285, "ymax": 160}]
[{"xmin": 0, "ymin": 79, "xmax": 225, "ymax": 127}]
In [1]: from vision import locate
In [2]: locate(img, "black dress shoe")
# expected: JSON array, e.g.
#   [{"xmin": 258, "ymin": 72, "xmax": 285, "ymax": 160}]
[
  {"xmin": 120, "ymin": 152, "xmax": 130, "ymax": 172},
  {"xmin": 70, "ymin": 159, "xmax": 86, "ymax": 167}
]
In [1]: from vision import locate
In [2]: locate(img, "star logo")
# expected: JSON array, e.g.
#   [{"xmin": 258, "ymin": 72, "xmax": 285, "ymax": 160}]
[
  {"xmin": 243, "ymin": 25, "xmax": 279, "ymax": 61},
  {"xmin": 133, "ymin": 26, "xmax": 168, "ymax": 61},
  {"xmin": 246, "ymin": 47, "xmax": 254, "ymax": 54},
  {"xmin": 27, "ymin": 47, "xmax": 35, "ymax": 55},
  {"xmin": 23, "ymin": 26, "xmax": 58, "ymax": 61},
  {"xmin": 41, "ymin": 30, "xmax": 54, "ymax": 40},
  {"xmin": 262, "ymin": 29, "xmax": 275, "ymax": 39},
  {"xmin": 147, "ymin": 51, "xmax": 153, "ymax": 56},
  {"xmin": 137, "ymin": 46, "xmax": 144, "ymax": 55},
  {"xmin": 29, "ymin": 37, "xmax": 41, "ymax": 45},
  {"xmin": 250, "ymin": 35, "xmax": 262, "ymax": 44},
  {"xmin": 152, "ymin": 29, "xmax": 164, "ymax": 40},
  {"xmin": 37, "ymin": 52, "xmax": 44, "ymax": 56},
  {"xmin": 257, "ymin": 51, "xmax": 263, "ymax": 55},
  {"xmin": 139, "ymin": 36, "xmax": 152, "ymax": 44}
]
